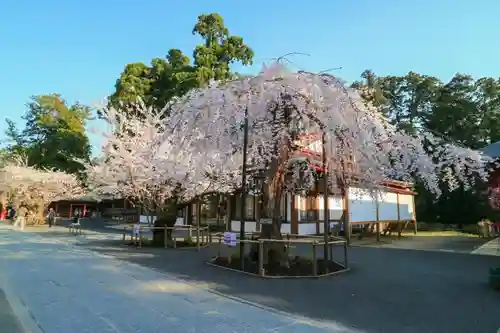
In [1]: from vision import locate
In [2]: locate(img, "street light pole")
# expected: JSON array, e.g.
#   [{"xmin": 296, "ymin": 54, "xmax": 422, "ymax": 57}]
[
  {"xmin": 321, "ymin": 131, "xmax": 330, "ymax": 268},
  {"xmin": 239, "ymin": 107, "xmax": 249, "ymax": 270}
]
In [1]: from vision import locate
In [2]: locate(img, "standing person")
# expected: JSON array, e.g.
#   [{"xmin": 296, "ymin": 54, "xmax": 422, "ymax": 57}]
[
  {"xmin": 46, "ymin": 208, "xmax": 56, "ymax": 228},
  {"xmin": 73, "ymin": 211, "xmax": 80, "ymax": 225},
  {"xmin": 13, "ymin": 204, "xmax": 28, "ymax": 231},
  {"xmin": 8, "ymin": 207, "xmax": 15, "ymax": 220},
  {"xmin": 132, "ymin": 221, "xmax": 141, "ymax": 247}
]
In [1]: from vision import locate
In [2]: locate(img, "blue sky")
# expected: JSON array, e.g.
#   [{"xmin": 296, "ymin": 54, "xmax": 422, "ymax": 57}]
[{"xmin": 1, "ymin": 0, "xmax": 499, "ymax": 154}]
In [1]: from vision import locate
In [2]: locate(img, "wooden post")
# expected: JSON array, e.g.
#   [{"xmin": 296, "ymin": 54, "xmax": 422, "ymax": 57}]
[{"xmin": 376, "ymin": 196, "xmax": 380, "ymax": 242}]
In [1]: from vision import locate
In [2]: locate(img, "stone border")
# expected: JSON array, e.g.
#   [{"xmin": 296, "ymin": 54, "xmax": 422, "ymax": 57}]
[
  {"xmin": 206, "ymin": 256, "xmax": 350, "ymax": 279},
  {"xmin": 121, "ymin": 240, "xmax": 211, "ymax": 250}
]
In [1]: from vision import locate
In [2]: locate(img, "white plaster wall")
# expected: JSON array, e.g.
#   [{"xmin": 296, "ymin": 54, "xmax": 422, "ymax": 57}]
[
  {"xmin": 298, "ymin": 221, "xmax": 340, "ymax": 235},
  {"xmin": 398, "ymin": 194, "xmax": 415, "ymax": 220},
  {"xmin": 229, "ymin": 221, "xmax": 292, "ymax": 234},
  {"xmin": 316, "ymin": 196, "xmax": 343, "ymax": 220},
  {"xmin": 378, "ymin": 192, "xmax": 399, "ymax": 220},
  {"xmin": 348, "ymin": 187, "xmax": 377, "ymax": 222}
]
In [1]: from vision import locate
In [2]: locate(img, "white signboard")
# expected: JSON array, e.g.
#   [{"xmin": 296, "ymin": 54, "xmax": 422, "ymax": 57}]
[
  {"xmin": 223, "ymin": 232, "xmax": 237, "ymax": 247},
  {"xmin": 132, "ymin": 224, "xmax": 141, "ymax": 236}
]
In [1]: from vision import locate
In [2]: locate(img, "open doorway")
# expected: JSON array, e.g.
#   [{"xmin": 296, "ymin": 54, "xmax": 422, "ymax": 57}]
[{"xmin": 69, "ymin": 204, "xmax": 86, "ymax": 218}]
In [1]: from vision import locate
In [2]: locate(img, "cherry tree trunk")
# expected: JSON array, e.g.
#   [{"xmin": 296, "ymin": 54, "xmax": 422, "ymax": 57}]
[
  {"xmin": 257, "ymin": 138, "xmax": 290, "ymax": 267},
  {"xmin": 152, "ymin": 201, "xmax": 179, "ymax": 246},
  {"xmin": 20, "ymin": 198, "xmax": 46, "ymax": 225}
]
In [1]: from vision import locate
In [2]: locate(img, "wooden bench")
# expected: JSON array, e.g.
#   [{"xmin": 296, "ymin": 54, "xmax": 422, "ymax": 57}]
[{"xmin": 69, "ymin": 222, "xmax": 82, "ymax": 235}]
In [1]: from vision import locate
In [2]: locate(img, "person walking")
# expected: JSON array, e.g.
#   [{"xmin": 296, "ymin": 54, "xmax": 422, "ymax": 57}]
[
  {"xmin": 13, "ymin": 204, "xmax": 28, "ymax": 231},
  {"xmin": 46, "ymin": 208, "xmax": 56, "ymax": 228}
]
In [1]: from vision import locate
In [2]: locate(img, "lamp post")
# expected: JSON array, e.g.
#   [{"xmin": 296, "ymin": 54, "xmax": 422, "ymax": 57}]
[
  {"xmin": 239, "ymin": 107, "xmax": 249, "ymax": 270},
  {"xmin": 321, "ymin": 131, "xmax": 330, "ymax": 267}
]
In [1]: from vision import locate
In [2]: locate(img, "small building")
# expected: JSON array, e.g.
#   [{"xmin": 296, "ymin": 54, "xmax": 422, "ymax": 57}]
[
  {"xmin": 49, "ymin": 196, "xmax": 135, "ymax": 220},
  {"xmin": 176, "ymin": 132, "xmax": 417, "ymax": 238}
]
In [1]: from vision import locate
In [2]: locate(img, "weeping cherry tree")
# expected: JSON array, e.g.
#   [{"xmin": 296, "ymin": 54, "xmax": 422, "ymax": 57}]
[
  {"xmin": 0, "ymin": 156, "xmax": 86, "ymax": 224},
  {"xmin": 166, "ymin": 62, "xmax": 490, "ymax": 265},
  {"xmin": 85, "ymin": 101, "xmax": 234, "ymax": 244}
]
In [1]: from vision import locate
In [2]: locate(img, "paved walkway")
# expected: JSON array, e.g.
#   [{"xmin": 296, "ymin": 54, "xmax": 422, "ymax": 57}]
[
  {"xmin": 0, "ymin": 226, "xmax": 358, "ymax": 333},
  {"xmin": 71, "ymin": 231, "xmax": 500, "ymax": 333},
  {"xmin": 0, "ymin": 287, "xmax": 24, "ymax": 333},
  {"xmin": 471, "ymin": 237, "xmax": 500, "ymax": 256}
]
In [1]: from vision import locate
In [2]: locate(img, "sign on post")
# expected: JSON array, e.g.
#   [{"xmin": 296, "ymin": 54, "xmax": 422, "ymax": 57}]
[{"xmin": 223, "ymin": 232, "xmax": 237, "ymax": 247}]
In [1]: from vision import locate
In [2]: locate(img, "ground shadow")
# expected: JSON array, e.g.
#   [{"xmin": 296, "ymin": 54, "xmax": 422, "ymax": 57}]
[{"xmin": 73, "ymin": 237, "xmax": 500, "ymax": 333}]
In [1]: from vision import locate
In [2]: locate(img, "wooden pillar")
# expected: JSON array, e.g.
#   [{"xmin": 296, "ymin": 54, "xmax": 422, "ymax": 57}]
[
  {"xmin": 0, "ymin": 192, "xmax": 6, "ymax": 220},
  {"xmin": 225, "ymin": 194, "xmax": 232, "ymax": 231},
  {"xmin": 255, "ymin": 194, "xmax": 261, "ymax": 232},
  {"xmin": 215, "ymin": 194, "xmax": 221, "ymax": 228},
  {"xmin": 186, "ymin": 203, "xmax": 193, "ymax": 225},
  {"xmin": 314, "ymin": 181, "xmax": 320, "ymax": 235},
  {"xmin": 375, "ymin": 196, "xmax": 380, "ymax": 242},
  {"xmin": 396, "ymin": 193, "xmax": 401, "ymax": 220},
  {"xmin": 291, "ymin": 195, "xmax": 299, "ymax": 235},
  {"xmin": 412, "ymin": 194, "xmax": 417, "ymax": 234},
  {"xmin": 196, "ymin": 200, "xmax": 201, "ymax": 249},
  {"xmin": 343, "ymin": 187, "xmax": 351, "ymax": 244},
  {"xmin": 396, "ymin": 193, "xmax": 401, "ymax": 238},
  {"xmin": 83, "ymin": 203, "xmax": 87, "ymax": 218}
]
